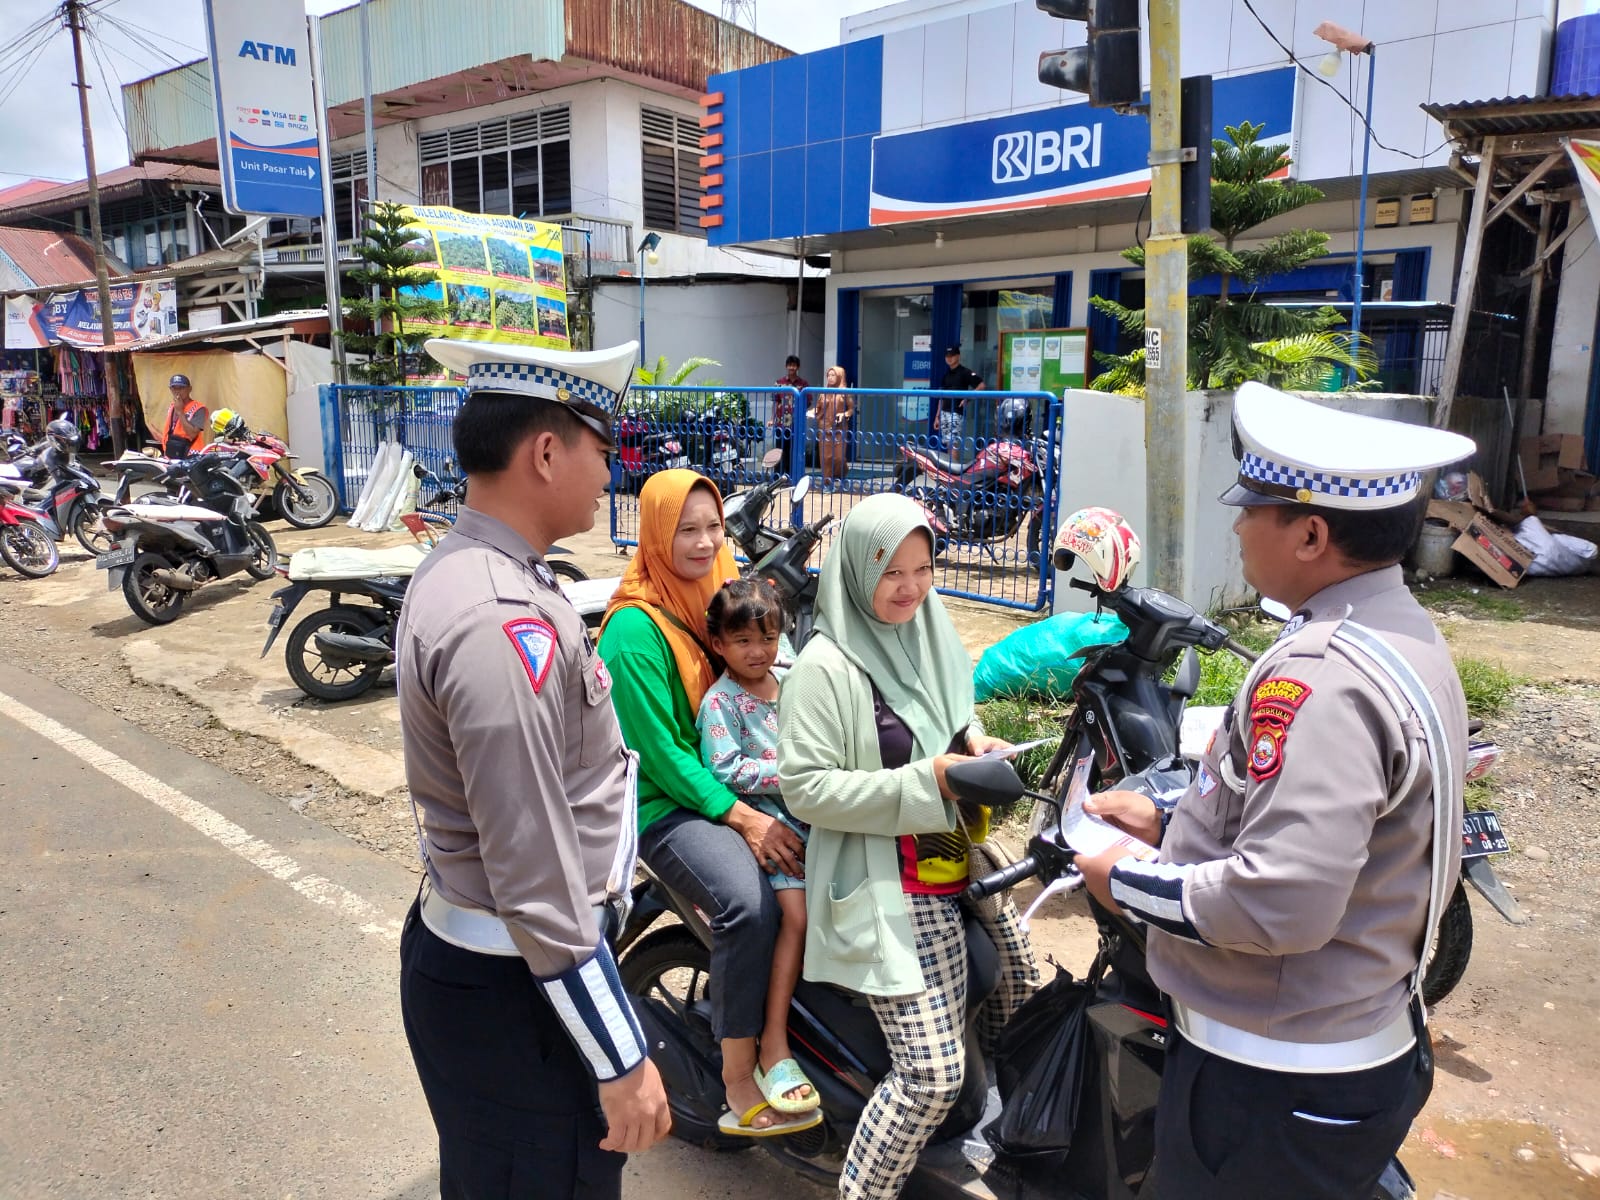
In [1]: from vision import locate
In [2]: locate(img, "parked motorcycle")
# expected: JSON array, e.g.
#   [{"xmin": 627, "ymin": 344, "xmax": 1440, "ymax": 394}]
[
  {"xmin": 896, "ymin": 397, "xmax": 1050, "ymax": 566},
  {"xmin": 0, "ymin": 479, "xmax": 61, "ymax": 578},
  {"xmin": 209, "ymin": 410, "xmax": 339, "ymax": 528},
  {"xmin": 0, "ymin": 432, "xmax": 49, "ymax": 488},
  {"xmin": 262, "ymin": 529, "xmax": 592, "ymax": 702},
  {"xmin": 722, "ymin": 472, "xmax": 830, "ymax": 646},
  {"xmin": 34, "ymin": 450, "xmax": 114, "ymax": 555},
  {"xmin": 614, "ymin": 411, "xmax": 691, "ymax": 494},
  {"xmin": 96, "ymin": 454, "xmax": 278, "ymax": 624}
]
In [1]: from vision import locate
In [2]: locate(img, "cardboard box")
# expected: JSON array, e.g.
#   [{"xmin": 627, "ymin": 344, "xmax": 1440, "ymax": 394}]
[
  {"xmin": 1427, "ymin": 499, "xmax": 1476, "ymax": 532},
  {"xmin": 1452, "ymin": 514, "xmax": 1535, "ymax": 588},
  {"xmin": 1520, "ymin": 435, "xmax": 1588, "ymax": 494}
]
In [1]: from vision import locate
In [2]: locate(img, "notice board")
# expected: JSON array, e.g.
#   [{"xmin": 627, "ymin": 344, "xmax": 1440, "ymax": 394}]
[{"xmin": 1000, "ymin": 328, "xmax": 1090, "ymax": 395}]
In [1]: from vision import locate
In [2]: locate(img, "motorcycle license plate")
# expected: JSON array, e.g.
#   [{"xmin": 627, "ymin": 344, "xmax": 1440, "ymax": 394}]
[
  {"xmin": 1462, "ymin": 810, "xmax": 1510, "ymax": 860},
  {"xmin": 97, "ymin": 545, "xmax": 136, "ymax": 570},
  {"xmin": 666, "ymin": 455, "xmax": 690, "ymax": 469}
]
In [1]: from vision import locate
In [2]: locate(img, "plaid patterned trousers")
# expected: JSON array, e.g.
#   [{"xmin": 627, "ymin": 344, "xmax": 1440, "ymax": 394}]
[{"xmin": 839, "ymin": 892, "xmax": 1039, "ymax": 1200}]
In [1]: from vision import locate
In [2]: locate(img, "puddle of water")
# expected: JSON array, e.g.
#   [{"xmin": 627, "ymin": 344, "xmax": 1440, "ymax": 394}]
[{"xmin": 1405, "ymin": 1119, "xmax": 1600, "ymax": 1199}]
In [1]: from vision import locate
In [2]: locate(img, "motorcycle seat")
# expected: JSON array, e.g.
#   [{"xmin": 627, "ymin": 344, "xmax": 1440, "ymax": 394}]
[
  {"xmin": 287, "ymin": 543, "xmax": 429, "ymax": 581},
  {"xmin": 919, "ymin": 449, "xmax": 973, "ymax": 476}
]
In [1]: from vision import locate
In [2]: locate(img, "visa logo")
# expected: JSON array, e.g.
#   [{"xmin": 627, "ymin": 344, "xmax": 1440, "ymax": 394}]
[
  {"xmin": 238, "ymin": 41, "xmax": 297, "ymax": 67},
  {"xmin": 991, "ymin": 125, "xmax": 1103, "ymax": 185}
]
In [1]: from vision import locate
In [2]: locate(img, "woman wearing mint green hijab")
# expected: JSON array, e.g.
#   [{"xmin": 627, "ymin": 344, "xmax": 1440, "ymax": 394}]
[{"xmin": 778, "ymin": 494, "xmax": 1039, "ymax": 1200}]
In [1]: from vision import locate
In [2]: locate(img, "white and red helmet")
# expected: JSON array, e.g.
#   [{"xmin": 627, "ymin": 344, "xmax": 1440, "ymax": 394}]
[{"xmin": 1052, "ymin": 507, "xmax": 1141, "ymax": 592}]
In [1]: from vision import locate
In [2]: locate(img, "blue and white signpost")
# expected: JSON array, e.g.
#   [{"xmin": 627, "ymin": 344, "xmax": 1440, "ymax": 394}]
[{"xmin": 202, "ymin": 0, "xmax": 323, "ymax": 216}]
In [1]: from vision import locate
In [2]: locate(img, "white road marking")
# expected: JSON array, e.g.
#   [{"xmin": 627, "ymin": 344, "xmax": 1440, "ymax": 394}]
[{"xmin": 1, "ymin": 690, "xmax": 403, "ymax": 942}]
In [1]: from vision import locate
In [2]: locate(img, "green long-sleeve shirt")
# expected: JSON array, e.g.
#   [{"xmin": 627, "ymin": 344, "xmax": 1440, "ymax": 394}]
[{"xmin": 597, "ymin": 605, "xmax": 738, "ymax": 834}]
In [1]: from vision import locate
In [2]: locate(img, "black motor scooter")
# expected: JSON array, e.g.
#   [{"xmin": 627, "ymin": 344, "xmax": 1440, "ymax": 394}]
[{"xmin": 615, "ymin": 534, "xmax": 1421, "ymax": 1200}]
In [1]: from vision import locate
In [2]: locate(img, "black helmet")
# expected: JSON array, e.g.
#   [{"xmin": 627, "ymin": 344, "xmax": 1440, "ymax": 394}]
[
  {"xmin": 46, "ymin": 417, "xmax": 80, "ymax": 452},
  {"xmin": 996, "ymin": 396, "xmax": 1031, "ymax": 438},
  {"xmin": 169, "ymin": 373, "xmax": 191, "ymax": 388}
]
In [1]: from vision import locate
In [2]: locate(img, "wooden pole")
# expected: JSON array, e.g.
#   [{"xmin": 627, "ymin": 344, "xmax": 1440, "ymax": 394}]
[
  {"xmin": 65, "ymin": 0, "xmax": 127, "ymax": 458},
  {"xmin": 1435, "ymin": 136, "xmax": 1497, "ymax": 430},
  {"xmin": 1517, "ymin": 200, "xmax": 1553, "ymax": 410}
]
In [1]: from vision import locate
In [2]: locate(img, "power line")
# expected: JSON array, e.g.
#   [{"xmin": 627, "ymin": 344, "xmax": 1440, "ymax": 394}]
[
  {"xmin": 1237, "ymin": 0, "xmax": 1450, "ymax": 163},
  {"xmin": 0, "ymin": 21, "xmax": 61, "ymax": 112}
]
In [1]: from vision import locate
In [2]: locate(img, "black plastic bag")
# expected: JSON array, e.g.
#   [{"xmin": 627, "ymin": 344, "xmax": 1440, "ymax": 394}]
[{"xmin": 986, "ymin": 964, "xmax": 1095, "ymax": 1158}]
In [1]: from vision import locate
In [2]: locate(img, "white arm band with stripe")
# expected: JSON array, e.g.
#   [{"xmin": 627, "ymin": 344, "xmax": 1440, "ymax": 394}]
[
  {"xmin": 1109, "ymin": 858, "xmax": 1208, "ymax": 945},
  {"xmin": 535, "ymin": 939, "xmax": 649, "ymax": 1081}
]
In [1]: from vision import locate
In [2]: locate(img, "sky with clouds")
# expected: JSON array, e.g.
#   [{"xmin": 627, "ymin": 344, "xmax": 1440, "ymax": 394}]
[{"xmin": 0, "ymin": 0, "xmax": 886, "ymax": 186}]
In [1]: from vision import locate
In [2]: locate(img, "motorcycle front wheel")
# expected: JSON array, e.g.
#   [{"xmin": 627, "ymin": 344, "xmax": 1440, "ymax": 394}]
[
  {"xmin": 274, "ymin": 474, "xmax": 339, "ymax": 529},
  {"xmin": 1421, "ymin": 881, "xmax": 1473, "ymax": 1007},
  {"xmin": 619, "ymin": 928, "xmax": 755, "ymax": 1154},
  {"xmin": 244, "ymin": 521, "xmax": 279, "ymax": 581},
  {"xmin": 284, "ymin": 605, "xmax": 386, "ymax": 701},
  {"xmin": 123, "ymin": 552, "xmax": 186, "ymax": 624},
  {"xmin": 0, "ymin": 521, "xmax": 59, "ymax": 578},
  {"xmin": 549, "ymin": 558, "xmax": 589, "ymax": 583},
  {"xmin": 71, "ymin": 500, "xmax": 115, "ymax": 556}
]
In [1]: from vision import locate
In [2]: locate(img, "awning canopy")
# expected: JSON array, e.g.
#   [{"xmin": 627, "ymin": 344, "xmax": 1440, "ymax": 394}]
[{"xmin": 75, "ymin": 308, "xmax": 330, "ymax": 354}]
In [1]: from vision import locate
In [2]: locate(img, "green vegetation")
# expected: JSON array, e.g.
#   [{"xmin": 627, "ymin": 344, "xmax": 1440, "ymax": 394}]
[
  {"xmin": 437, "ymin": 232, "xmax": 488, "ymax": 272},
  {"xmin": 494, "ymin": 292, "xmax": 537, "ymax": 331},
  {"xmin": 1090, "ymin": 122, "xmax": 1375, "ymax": 395},
  {"xmin": 1464, "ymin": 778, "xmax": 1495, "ymax": 813},
  {"xmin": 626, "ymin": 355, "xmax": 747, "ymax": 421},
  {"xmin": 1417, "ymin": 585, "xmax": 1525, "ymax": 622},
  {"xmin": 485, "ymin": 237, "xmax": 531, "ymax": 278},
  {"xmin": 340, "ymin": 201, "xmax": 449, "ymax": 386},
  {"xmin": 1454, "ymin": 655, "xmax": 1524, "ymax": 720}
]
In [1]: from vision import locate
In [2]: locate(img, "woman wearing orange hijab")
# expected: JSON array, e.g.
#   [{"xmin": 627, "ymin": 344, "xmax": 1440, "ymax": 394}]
[{"xmin": 598, "ymin": 469, "xmax": 814, "ymax": 1134}]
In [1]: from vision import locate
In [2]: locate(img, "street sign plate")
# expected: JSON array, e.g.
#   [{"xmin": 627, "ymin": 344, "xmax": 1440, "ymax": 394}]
[{"xmin": 1144, "ymin": 326, "xmax": 1163, "ymax": 370}]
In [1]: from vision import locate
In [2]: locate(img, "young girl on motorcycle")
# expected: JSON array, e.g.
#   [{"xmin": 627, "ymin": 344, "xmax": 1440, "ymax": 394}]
[{"xmin": 697, "ymin": 578, "xmax": 820, "ymax": 1129}]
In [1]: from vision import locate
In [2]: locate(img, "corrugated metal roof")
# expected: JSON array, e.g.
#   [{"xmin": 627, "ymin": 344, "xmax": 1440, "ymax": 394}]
[
  {"xmin": 0, "ymin": 180, "xmax": 61, "ymax": 207},
  {"xmin": 565, "ymin": 0, "xmax": 790, "ymax": 93},
  {"xmin": 0, "ymin": 227, "xmax": 104, "ymax": 290},
  {"xmin": 0, "ymin": 163, "xmax": 221, "ymax": 221},
  {"xmin": 77, "ymin": 308, "xmax": 331, "ymax": 355},
  {"xmin": 1420, "ymin": 93, "xmax": 1600, "ymax": 145}
]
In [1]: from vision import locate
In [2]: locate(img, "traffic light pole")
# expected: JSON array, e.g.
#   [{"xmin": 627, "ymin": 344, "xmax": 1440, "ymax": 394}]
[{"xmin": 1142, "ymin": 0, "xmax": 1188, "ymax": 599}]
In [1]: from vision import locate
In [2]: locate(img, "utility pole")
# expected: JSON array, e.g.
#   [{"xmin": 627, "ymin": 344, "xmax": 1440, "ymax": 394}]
[
  {"xmin": 64, "ymin": 0, "xmax": 127, "ymax": 458},
  {"xmin": 1142, "ymin": 0, "xmax": 1189, "ymax": 598}
]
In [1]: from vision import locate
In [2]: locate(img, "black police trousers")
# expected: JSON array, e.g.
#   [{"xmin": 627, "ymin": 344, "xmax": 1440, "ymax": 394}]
[
  {"xmin": 400, "ymin": 900, "xmax": 624, "ymax": 1200},
  {"xmin": 1148, "ymin": 1028, "xmax": 1432, "ymax": 1200}
]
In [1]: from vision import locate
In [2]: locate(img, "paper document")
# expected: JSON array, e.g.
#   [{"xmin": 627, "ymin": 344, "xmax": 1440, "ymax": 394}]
[
  {"xmin": 1059, "ymin": 756, "xmax": 1158, "ymax": 860},
  {"xmin": 982, "ymin": 736, "xmax": 1057, "ymax": 760}
]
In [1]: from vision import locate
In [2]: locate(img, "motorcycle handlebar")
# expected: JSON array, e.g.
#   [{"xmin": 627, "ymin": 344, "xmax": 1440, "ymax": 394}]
[{"xmin": 963, "ymin": 855, "xmax": 1039, "ymax": 902}]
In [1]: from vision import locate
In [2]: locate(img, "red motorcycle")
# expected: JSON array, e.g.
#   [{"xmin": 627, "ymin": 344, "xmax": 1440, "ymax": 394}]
[
  {"xmin": 0, "ymin": 479, "xmax": 61, "ymax": 578},
  {"xmin": 209, "ymin": 411, "xmax": 339, "ymax": 528},
  {"xmin": 895, "ymin": 397, "xmax": 1050, "ymax": 565}
]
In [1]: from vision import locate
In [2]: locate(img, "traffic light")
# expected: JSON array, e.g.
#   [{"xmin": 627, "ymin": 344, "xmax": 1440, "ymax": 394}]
[{"xmin": 1037, "ymin": 0, "xmax": 1142, "ymax": 109}]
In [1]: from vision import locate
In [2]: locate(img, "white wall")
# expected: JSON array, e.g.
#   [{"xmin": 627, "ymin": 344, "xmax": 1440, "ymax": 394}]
[
  {"xmin": 851, "ymin": 0, "xmax": 1554, "ymax": 181},
  {"xmin": 593, "ymin": 280, "xmax": 825, "ymax": 391},
  {"xmin": 1544, "ymin": 208, "xmax": 1600, "ymax": 436}
]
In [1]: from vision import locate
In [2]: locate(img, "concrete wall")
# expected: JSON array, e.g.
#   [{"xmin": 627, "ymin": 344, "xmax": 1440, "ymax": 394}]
[
  {"xmin": 592, "ymin": 280, "xmax": 825, "ymax": 391},
  {"xmin": 1544, "ymin": 209, "xmax": 1600, "ymax": 438},
  {"xmin": 1051, "ymin": 390, "xmax": 1435, "ymax": 615}
]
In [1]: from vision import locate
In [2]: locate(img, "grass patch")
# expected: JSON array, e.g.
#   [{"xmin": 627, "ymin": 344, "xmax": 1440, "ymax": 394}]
[
  {"xmin": 1454, "ymin": 654, "xmax": 1525, "ymax": 720},
  {"xmin": 1464, "ymin": 778, "xmax": 1494, "ymax": 813},
  {"xmin": 975, "ymin": 697, "xmax": 1068, "ymax": 788},
  {"xmin": 1417, "ymin": 585, "xmax": 1524, "ymax": 622}
]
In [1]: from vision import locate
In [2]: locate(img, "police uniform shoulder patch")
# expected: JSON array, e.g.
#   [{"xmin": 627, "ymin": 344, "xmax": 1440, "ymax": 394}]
[
  {"xmin": 503, "ymin": 617, "xmax": 558, "ymax": 693},
  {"xmin": 1246, "ymin": 676, "xmax": 1313, "ymax": 782}
]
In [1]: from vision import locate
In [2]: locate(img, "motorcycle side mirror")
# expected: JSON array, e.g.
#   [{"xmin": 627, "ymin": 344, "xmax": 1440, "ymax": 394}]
[
  {"xmin": 944, "ymin": 756, "xmax": 1026, "ymax": 809},
  {"xmin": 791, "ymin": 476, "xmax": 812, "ymax": 505},
  {"xmin": 1259, "ymin": 597, "xmax": 1293, "ymax": 623},
  {"xmin": 443, "ymin": 458, "xmax": 455, "ymax": 474},
  {"xmin": 761, "ymin": 448, "xmax": 783, "ymax": 468}
]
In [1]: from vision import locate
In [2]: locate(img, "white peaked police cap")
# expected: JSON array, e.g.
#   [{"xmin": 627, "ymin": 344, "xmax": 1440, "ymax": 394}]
[
  {"xmin": 425, "ymin": 338, "xmax": 639, "ymax": 447},
  {"xmin": 1220, "ymin": 382, "xmax": 1476, "ymax": 511}
]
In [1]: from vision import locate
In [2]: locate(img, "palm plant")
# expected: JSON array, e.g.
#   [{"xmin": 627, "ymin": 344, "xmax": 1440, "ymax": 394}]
[
  {"xmin": 626, "ymin": 356, "xmax": 746, "ymax": 420},
  {"xmin": 1091, "ymin": 122, "xmax": 1374, "ymax": 394}
]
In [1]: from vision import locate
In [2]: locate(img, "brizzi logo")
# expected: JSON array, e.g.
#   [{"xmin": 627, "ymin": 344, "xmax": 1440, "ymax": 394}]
[
  {"xmin": 238, "ymin": 40, "xmax": 297, "ymax": 66},
  {"xmin": 991, "ymin": 124, "xmax": 1104, "ymax": 185}
]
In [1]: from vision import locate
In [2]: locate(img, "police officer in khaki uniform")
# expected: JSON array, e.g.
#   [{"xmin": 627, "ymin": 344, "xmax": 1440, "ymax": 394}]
[
  {"xmin": 1075, "ymin": 383, "xmax": 1477, "ymax": 1200},
  {"xmin": 396, "ymin": 338, "xmax": 670, "ymax": 1199}
]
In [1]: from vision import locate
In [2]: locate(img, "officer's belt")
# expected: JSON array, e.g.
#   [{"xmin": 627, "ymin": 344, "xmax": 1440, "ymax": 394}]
[
  {"xmin": 419, "ymin": 878, "xmax": 617, "ymax": 957},
  {"xmin": 1172, "ymin": 999, "xmax": 1415, "ymax": 1074}
]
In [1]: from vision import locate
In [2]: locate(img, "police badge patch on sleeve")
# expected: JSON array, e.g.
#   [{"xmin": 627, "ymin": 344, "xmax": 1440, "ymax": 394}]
[
  {"xmin": 503, "ymin": 617, "xmax": 558, "ymax": 693},
  {"xmin": 1246, "ymin": 677, "xmax": 1312, "ymax": 782}
]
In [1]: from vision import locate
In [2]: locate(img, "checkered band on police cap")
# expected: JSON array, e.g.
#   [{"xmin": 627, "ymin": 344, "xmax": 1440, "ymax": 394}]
[
  {"xmin": 1240, "ymin": 452, "xmax": 1422, "ymax": 502},
  {"xmin": 465, "ymin": 362, "xmax": 620, "ymax": 411}
]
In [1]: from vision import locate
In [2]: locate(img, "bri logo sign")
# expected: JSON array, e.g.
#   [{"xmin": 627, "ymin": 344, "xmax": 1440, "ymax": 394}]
[
  {"xmin": 991, "ymin": 126, "xmax": 1103, "ymax": 184},
  {"xmin": 868, "ymin": 66, "xmax": 1295, "ymax": 227}
]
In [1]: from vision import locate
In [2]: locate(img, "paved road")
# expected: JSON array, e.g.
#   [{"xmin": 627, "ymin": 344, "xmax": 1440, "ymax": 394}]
[{"xmin": 0, "ymin": 663, "xmax": 824, "ymax": 1200}]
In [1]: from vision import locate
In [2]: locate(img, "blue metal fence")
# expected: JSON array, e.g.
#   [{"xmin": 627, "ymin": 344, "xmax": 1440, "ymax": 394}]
[
  {"xmin": 320, "ymin": 381, "xmax": 1063, "ymax": 610},
  {"xmin": 322, "ymin": 383, "xmax": 464, "ymax": 514},
  {"xmin": 609, "ymin": 385, "xmax": 1063, "ymax": 611}
]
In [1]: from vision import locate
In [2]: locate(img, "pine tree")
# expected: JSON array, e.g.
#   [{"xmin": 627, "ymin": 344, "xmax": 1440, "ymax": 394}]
[
  {"xmin": 339, "ymin": 202, "xmax": 448, "ymax": 385},
  {"xmin": 1091, "ymin": 122, "xmax": 1375, "ymax": 394}
]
